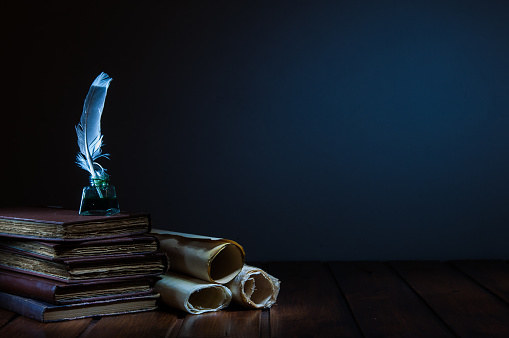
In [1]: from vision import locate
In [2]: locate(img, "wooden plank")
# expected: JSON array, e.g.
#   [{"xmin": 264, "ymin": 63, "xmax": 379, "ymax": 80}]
[
  {"xmin": 330, "ymin": 261, "xmax": 454, "ymax": 337},
  {"xmin": 452, "ymin": 260, "xmax": 509, "ymax": 304},
  {"xmin": 0, "ymin": 309, "xmax": 16, "ymax": 327},
  {"xmin": 267, "ymin": 261, "xmax": 362, "ymax": 337},
  {"xmin": 80, "ymin": 309, "xmax": 181, "ymax": 338},
  {"xmin": 177, "ymin": 307, "xmax": 264, "ymax": 338},
  {"xmin": 0, "ymin": 315, "xmax": 91, "ymax": 337},
  {"xmin": 392, "ymin": 261, "xmax": 509, "ymax": 337}
]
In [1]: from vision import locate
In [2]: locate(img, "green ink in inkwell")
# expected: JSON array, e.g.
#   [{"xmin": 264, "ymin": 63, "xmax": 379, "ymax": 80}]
[{"xmin": 79, "ymin": 175, "xmax": 119, "ymax": 216}]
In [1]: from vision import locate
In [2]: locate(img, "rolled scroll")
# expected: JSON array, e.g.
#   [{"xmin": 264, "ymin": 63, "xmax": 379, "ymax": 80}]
[
  {"xmin": 226, "ymin": 265, "xmax": 280, "ymax": 309},
  {"xmin": 154, "ymin": 272, "xmax": 232, "ymax": 314},
  {"xmin": 151, "ymin": 229, "xmax": 245, "ymax": 284}
]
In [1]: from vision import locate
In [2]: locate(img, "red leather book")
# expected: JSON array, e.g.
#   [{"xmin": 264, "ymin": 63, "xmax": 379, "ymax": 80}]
[
  {"xmin": 0, "ymin": 269, "xmax": 155, "ymax": 304},
  {"xmin": 0, "ymin": 291, "xmax": 159, "ymax": 322},
  {"xmin": 0, "ymin": 248, "xmax": 169, "ymax": 283},
  {"xmin": 0, "ymin": 206, "xmax": 151, "ymax": 241},
  {"xmin": 0, "ymin": 235, "xmax": 159, "ymax": 260}
]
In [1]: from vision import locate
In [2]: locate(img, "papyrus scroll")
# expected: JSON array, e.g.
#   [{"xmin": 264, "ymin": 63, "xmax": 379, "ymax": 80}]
[
  {"xmin": 154, "ymin": 272, "xmax": 232, "ymax": 314},
  {"xmin": 226, "ymin": 265, "xmax": 280, "ymax": 309},
  {"xmin": 151, "ymin": 229, "xmax": 245, "ymax": 284}
]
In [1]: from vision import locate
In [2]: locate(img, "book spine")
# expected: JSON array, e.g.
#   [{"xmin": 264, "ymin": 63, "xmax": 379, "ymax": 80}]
[
  {"xmin": 0, "ymin": 272, "xmax": 58, "ymax": 304},
  {"xmin": 0, "ymin": 292, "xmax": 46, "ymax": 322}
]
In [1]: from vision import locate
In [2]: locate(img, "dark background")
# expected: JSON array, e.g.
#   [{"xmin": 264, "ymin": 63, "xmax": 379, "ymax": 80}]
[{"xmin": 2, "ymin": 1, "xmax": 509, "ymax": 261}]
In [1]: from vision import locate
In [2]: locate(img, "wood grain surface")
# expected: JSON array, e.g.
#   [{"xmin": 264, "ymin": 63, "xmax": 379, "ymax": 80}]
[{"xmin": 2, "ymin": 260, "xmax": 509, "ymax": 337}]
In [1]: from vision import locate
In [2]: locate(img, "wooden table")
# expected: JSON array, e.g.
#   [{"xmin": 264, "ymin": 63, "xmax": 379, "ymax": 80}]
[{"xmin": 2, "ymin": 260, "xmax": 509, "ymax": 337}]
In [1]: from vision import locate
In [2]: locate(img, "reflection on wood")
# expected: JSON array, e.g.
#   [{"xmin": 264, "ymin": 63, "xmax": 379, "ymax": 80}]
[
  {"xmin": 178, "ymin": 308, "xmax": 263, "ymax": 338},
  {"xmin": 2, "ymin": 261, "xmax": 509, "ymax": 337},
  {"xmin": 0, "ymin": 315, "xmax": 91, "ymax": 337}
]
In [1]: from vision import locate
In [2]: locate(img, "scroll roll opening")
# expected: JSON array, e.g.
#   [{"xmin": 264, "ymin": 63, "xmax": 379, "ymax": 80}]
[
  {"xmin": 226, "ymin": 265, "xmax": 280, "ymax": 309},
  {"xmin": 154, "ymin": 272, "xmax": 232, "ymax": 314},
  {"xmin": 209, "ymin": 242, "xmax": 244, "ymax": 283},
  {"xmin": 151, "ymin": 229, "xmax": 245, "ymax": 284}
]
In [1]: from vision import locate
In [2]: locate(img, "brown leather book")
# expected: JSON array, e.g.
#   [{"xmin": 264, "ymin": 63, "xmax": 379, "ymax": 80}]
[
  {"xmin": 0, "ymin": 248, "xmax": 169, "ymax": 283},
  {"xmin": 0, "ymin": 235, "xmax": 159, "ymax": 260},
  {"xmin": 0, "ymin": 206, "xmax": 151, "ymax": 241},
  {"xmin": 0, "ymin": 269, "xmax": 155, "ymax": 304},
  {"xmin": 0, "ymin": 291, "xmax": 159, "ymax": 322}
]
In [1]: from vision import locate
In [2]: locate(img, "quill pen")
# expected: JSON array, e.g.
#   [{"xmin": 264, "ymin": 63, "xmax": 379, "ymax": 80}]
[{"xmin": 75, "ymin": 72, "xmax": 112, "ymax": 181}]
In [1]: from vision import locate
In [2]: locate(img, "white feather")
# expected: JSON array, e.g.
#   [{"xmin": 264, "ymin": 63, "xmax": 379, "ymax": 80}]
[{"xmin": 76, "ymin": 72, "xmax": 112, "ymax": 179}]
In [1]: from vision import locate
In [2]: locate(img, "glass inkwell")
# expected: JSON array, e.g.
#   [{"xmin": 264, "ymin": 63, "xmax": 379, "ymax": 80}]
[{"xmin": 79, "ymin": 166, "xmax": 119, "ymax": 216}]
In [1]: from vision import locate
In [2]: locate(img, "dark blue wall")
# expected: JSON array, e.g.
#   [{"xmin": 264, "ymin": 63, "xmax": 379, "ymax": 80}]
[{"xmin": 3, "ymin": 1, "xmax": 509, "ymax": 260}]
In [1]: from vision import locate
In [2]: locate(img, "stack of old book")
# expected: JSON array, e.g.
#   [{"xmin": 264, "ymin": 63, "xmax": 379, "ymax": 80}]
[{"xmin": 0, "ymin": 206, "xmax": 169, "ymax": 322}]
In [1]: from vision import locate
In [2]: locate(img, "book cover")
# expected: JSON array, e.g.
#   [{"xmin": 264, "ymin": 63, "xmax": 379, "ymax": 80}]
[
  {"xmin": 0, "ymin": 291, "xmax": 159, "ymax": 322},
  {"xmin": 0, "ymin": 249, "xmax": 169, "ymax": 283},
  {"xmin": 0, "ymin": 206, "xmax": 151, "ymax": 241},
  {"xmin": 0, "ymin": 269, "xmax": 155, "ymax": 304},
  {"xmin": 0, "ymin": 235, "xmax": 159, "ymax": 260}
]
